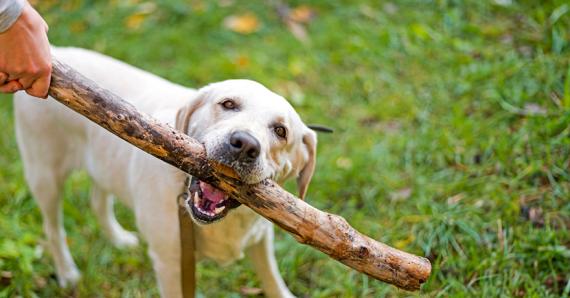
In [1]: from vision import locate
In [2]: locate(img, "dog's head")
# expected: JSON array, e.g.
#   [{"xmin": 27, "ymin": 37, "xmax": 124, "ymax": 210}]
[{"xmin": 176, "ymin": 79, "xmax": 317, "ymax": 224}]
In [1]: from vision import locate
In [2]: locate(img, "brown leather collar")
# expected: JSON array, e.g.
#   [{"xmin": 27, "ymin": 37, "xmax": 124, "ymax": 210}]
[{"xmin": 178, "ymin": 175, "xmax": 195, "ymax": 297}]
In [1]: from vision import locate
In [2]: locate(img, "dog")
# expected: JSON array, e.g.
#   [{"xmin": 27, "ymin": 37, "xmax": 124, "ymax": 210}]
[{"xmin": 14, "ymin": 47, "xmax": 317, "ymax": 297}]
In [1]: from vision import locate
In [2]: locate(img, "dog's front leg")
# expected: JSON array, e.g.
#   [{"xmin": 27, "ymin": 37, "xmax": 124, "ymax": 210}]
[
  {"xmin": 131, "ymin": 159, "xmax": 186, "ymax": 297},
  {"xmin": 147, "ymin": 247, "xmax": 183, "ymax": 298},
  {"xmin": 246, "ymin": 223, "xmax": 295, "ymax": 298},
  {"xmin": 136, "ymin": 192, "xmax": 185, "ymax": 298},
  {"xmin": 136, "ymin": 198, "xmax": 184, "ymax": 298},
  {"xmin": 134, "ymin": 194, "xmax": 182, "ymax": 297}
]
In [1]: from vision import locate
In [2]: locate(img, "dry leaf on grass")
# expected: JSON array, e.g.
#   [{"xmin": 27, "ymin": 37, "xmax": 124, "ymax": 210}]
[
  {"xmin": 395, "ymin": 234, "xmax": 415, "ymax": 249},
  {"xmin": 0, "ymin": 271, "xmax": 12, "ymax": 286},
  {"xmin": 69, "ymin": 20, "xmax": 87, "ymax": 33},
  {"xmin": 447, "ymin": 193, "xmax": 465, "ymax": 205},
  {"xmin": 125, "ymin": 13, "xmax": 147, "ymax": 29},
  {"xmin": 520, "ymin": 206, "xmax": 545, "ymax": 227},
  {"xmin": 275, "ymin": 3, "xmax": 315, "ymax": 43},
  {"xmin": 124, "ymin": 2, "xmax": 157, "ymax": 30},
  {"xmin": 233, "ymin": 55, "xmax": 250, "ymax": 69},
  {"xmin": 223, "ymin": 13, "xmax": 260, "ymax": 34},
  {"xmin": 390, "ymin": 188, "xmax": 412, "ymax": 202},
  {"xmin": 240, "ymin": 286, "xmax": 263, "ymax": 296},
  {"xmin": 522, "ymin": 103, "xmax": 547, "ymax": 116},
  {"xmin": 290, "ymin": 5, "xmax": 316, "ymax": 23},
  {"xmin": 34, "ymin": 276, "xmax": 47, "ymax": 289},
  {"xmin": 286, "ymin": 21, "xmax": 309, "ymax": 43}
]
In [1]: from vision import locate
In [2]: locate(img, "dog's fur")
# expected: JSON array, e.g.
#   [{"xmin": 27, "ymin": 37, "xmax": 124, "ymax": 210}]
[{"xmin": 14, "ymin": 47, "xmax": 317, "ymax": 297}]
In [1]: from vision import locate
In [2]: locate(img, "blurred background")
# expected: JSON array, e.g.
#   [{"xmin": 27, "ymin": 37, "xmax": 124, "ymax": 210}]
[{"xmin": 1, "ymin": 0, "xmax": 569, "ymax": 296}]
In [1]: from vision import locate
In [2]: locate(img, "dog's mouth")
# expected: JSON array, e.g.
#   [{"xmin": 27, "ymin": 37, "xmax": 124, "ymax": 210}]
[{"xmin": 186, "ymin": 177, "xmax": 241, "ymax": 224}]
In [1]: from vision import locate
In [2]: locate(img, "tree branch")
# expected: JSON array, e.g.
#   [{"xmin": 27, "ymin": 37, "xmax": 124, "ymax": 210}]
[{"xmin": 48, "ymin": 59, "xmax": 431, "ymax": 291}]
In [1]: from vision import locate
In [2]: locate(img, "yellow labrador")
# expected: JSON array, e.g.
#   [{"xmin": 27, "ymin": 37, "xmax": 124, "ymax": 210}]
[{"xmin": 14, "ymin": 47, "xmax": 317, "ymax": 298}]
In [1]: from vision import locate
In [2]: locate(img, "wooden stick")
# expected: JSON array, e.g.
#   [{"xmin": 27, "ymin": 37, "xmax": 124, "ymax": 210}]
[{"xmin": 48, "ymin": 59, "xmax": 431, "ymax": 291}]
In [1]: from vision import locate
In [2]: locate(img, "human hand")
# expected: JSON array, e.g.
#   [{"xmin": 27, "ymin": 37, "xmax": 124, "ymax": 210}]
[{"xmin": 0, "ymin": 2, "xmax": 51, "ymax": 98}]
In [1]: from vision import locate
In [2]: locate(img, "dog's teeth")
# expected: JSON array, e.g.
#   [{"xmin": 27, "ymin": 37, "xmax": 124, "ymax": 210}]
[
  {"xmin": 215, "ymin": 206, "xmax": 225, "ymax": 214},
  {"xmin": 194, "ymin": 192, "xmax": 201, "ymax": 206}
]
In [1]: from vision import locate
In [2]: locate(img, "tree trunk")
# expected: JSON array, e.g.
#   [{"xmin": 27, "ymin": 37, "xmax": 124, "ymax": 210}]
[{"xmin": 47, "ymin": 59, "xmax": 431, "ymax": 291}]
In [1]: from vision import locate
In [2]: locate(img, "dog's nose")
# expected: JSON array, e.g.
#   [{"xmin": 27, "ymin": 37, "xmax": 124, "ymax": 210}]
[{"xmin": 229, "ymin": 131, "xmax": 260, "ymax": 161}]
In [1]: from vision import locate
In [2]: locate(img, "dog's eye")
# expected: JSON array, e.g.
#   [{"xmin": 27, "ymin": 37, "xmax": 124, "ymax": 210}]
[
  {"xmin": 220, "ymin": 99, "xmax": 237, "ymax": 110},
  {"xmin": 274, "ymin": 126, "xmax": 287, "ymax": 139}
]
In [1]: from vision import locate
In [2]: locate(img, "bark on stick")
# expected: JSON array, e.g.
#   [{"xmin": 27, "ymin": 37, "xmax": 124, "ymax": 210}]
[{"xmin": 48, "ymin": 59, "xmax": 432, "ymax": 291}]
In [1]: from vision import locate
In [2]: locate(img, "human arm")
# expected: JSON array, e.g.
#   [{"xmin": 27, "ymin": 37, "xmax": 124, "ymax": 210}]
[
  {"xmin": 0, "ymin": 0, "xmax": 25, "ymax": 32},
  {"xmin": 0, "ymin": 0, "xmax": 51, "ymax": 98}
]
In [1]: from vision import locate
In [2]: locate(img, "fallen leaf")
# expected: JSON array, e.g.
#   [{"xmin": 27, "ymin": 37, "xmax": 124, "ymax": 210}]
[
  {"xmin": 474, "ymin": 199, "xmax": 485, "ymax": 208},
  {"xmin": 63, "ymin": 0, "xmax": 81, "ymax": 12},
  {"xmin": 529, "ymin": 207, "xmax": 545, "ymax": 226},
  {"xmin": 523, "ymin": 103, "xmax": 547, "ymax": 116},
  {"xmin": 223, "ymin": 13, "xmax": 260, "ymax": 34},
  {"xmin": 390, "ymin": 188, "xmax": 412, "ymax": 202},
  {"xmin": 191, "ymin": 0, "xmax": 206, "ymax": 12},
  {"xmin": 394, "ymin": 234, "xmax": 415, "ymax": 249},
  {"xmin": 69, "ymin": 20, "xmax": 87, "ymax": 33},
  {"xmin": 240, "ymin": 286, "xmax": 263, "ymax": 296},
  {"xmin": 286, "ymin": 21, "xmax": 309, "ymax": 43},
  {"xmin": 125, "ymin": 12, "xmax": 148, "ymax": 30},
  {"xmin": 447, "ymin": 193, "xmax": 465, "ymax": 205},
  {"xmin": 290, "ymin": 5, "xmax": 315, "ymax": 24},
  {"xmin": 359, "ymin": 4, "xmax": 378, "ymax": 19},
  {"xmin": 124, "ymin": 2, "xmax": 157, "ymax": 30},
  {"xmin": 520, "ymin": 206, "xmax": 545, "ymax": 227},
  {"xmin": 234, "ymin": 55, "xmax": 250, "ymax": 69},
  {"xmin": 34, "ymin": 276, "xmax": 47, "ymax": 289},
  {"xmin": 275, "ymin": 3, "xmax": 312, "ymax": 43},
  {"xmin": 0, "ymin": 271, "xmax": 12, "ymax": 286}
]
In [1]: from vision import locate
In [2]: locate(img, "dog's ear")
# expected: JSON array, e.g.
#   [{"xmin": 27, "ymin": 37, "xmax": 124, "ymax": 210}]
[
  {"xmin": 307, "ymin": 124, "xmax": 334, "ymax": 133},
  {"xmin": 175, "ymin": 95, "xmax": 205, "ymax": 134},
  {"xmin": 297, "ymin": 129, "xmax": 317, "ymax": 200}
]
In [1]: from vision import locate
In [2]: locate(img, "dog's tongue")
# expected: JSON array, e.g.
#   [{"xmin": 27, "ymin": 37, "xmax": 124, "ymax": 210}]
[{"xmin": 199, "ymin": 181, "xmax": 226, "ymax": 204}]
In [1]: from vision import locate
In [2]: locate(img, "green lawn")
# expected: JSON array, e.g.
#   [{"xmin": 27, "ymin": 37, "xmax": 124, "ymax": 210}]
[{"xmin": 1, "ymin": 0, "xmax": 569, "ymax": 297}]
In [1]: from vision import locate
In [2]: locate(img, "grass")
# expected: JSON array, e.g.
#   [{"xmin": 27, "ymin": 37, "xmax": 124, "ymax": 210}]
[{"xmin": 1, "ymin": 0, "xmax": 569, "ymax": 297}]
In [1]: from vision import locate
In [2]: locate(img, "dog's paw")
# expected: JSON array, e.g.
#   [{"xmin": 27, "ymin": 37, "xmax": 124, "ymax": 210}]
[
  {"xmin": 57, "ymin": 267, "xmax": 81, "ymax": 288},
  {"xmin": 111, "ymin": 230, "xmax": 139, "ymax": 249}
]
